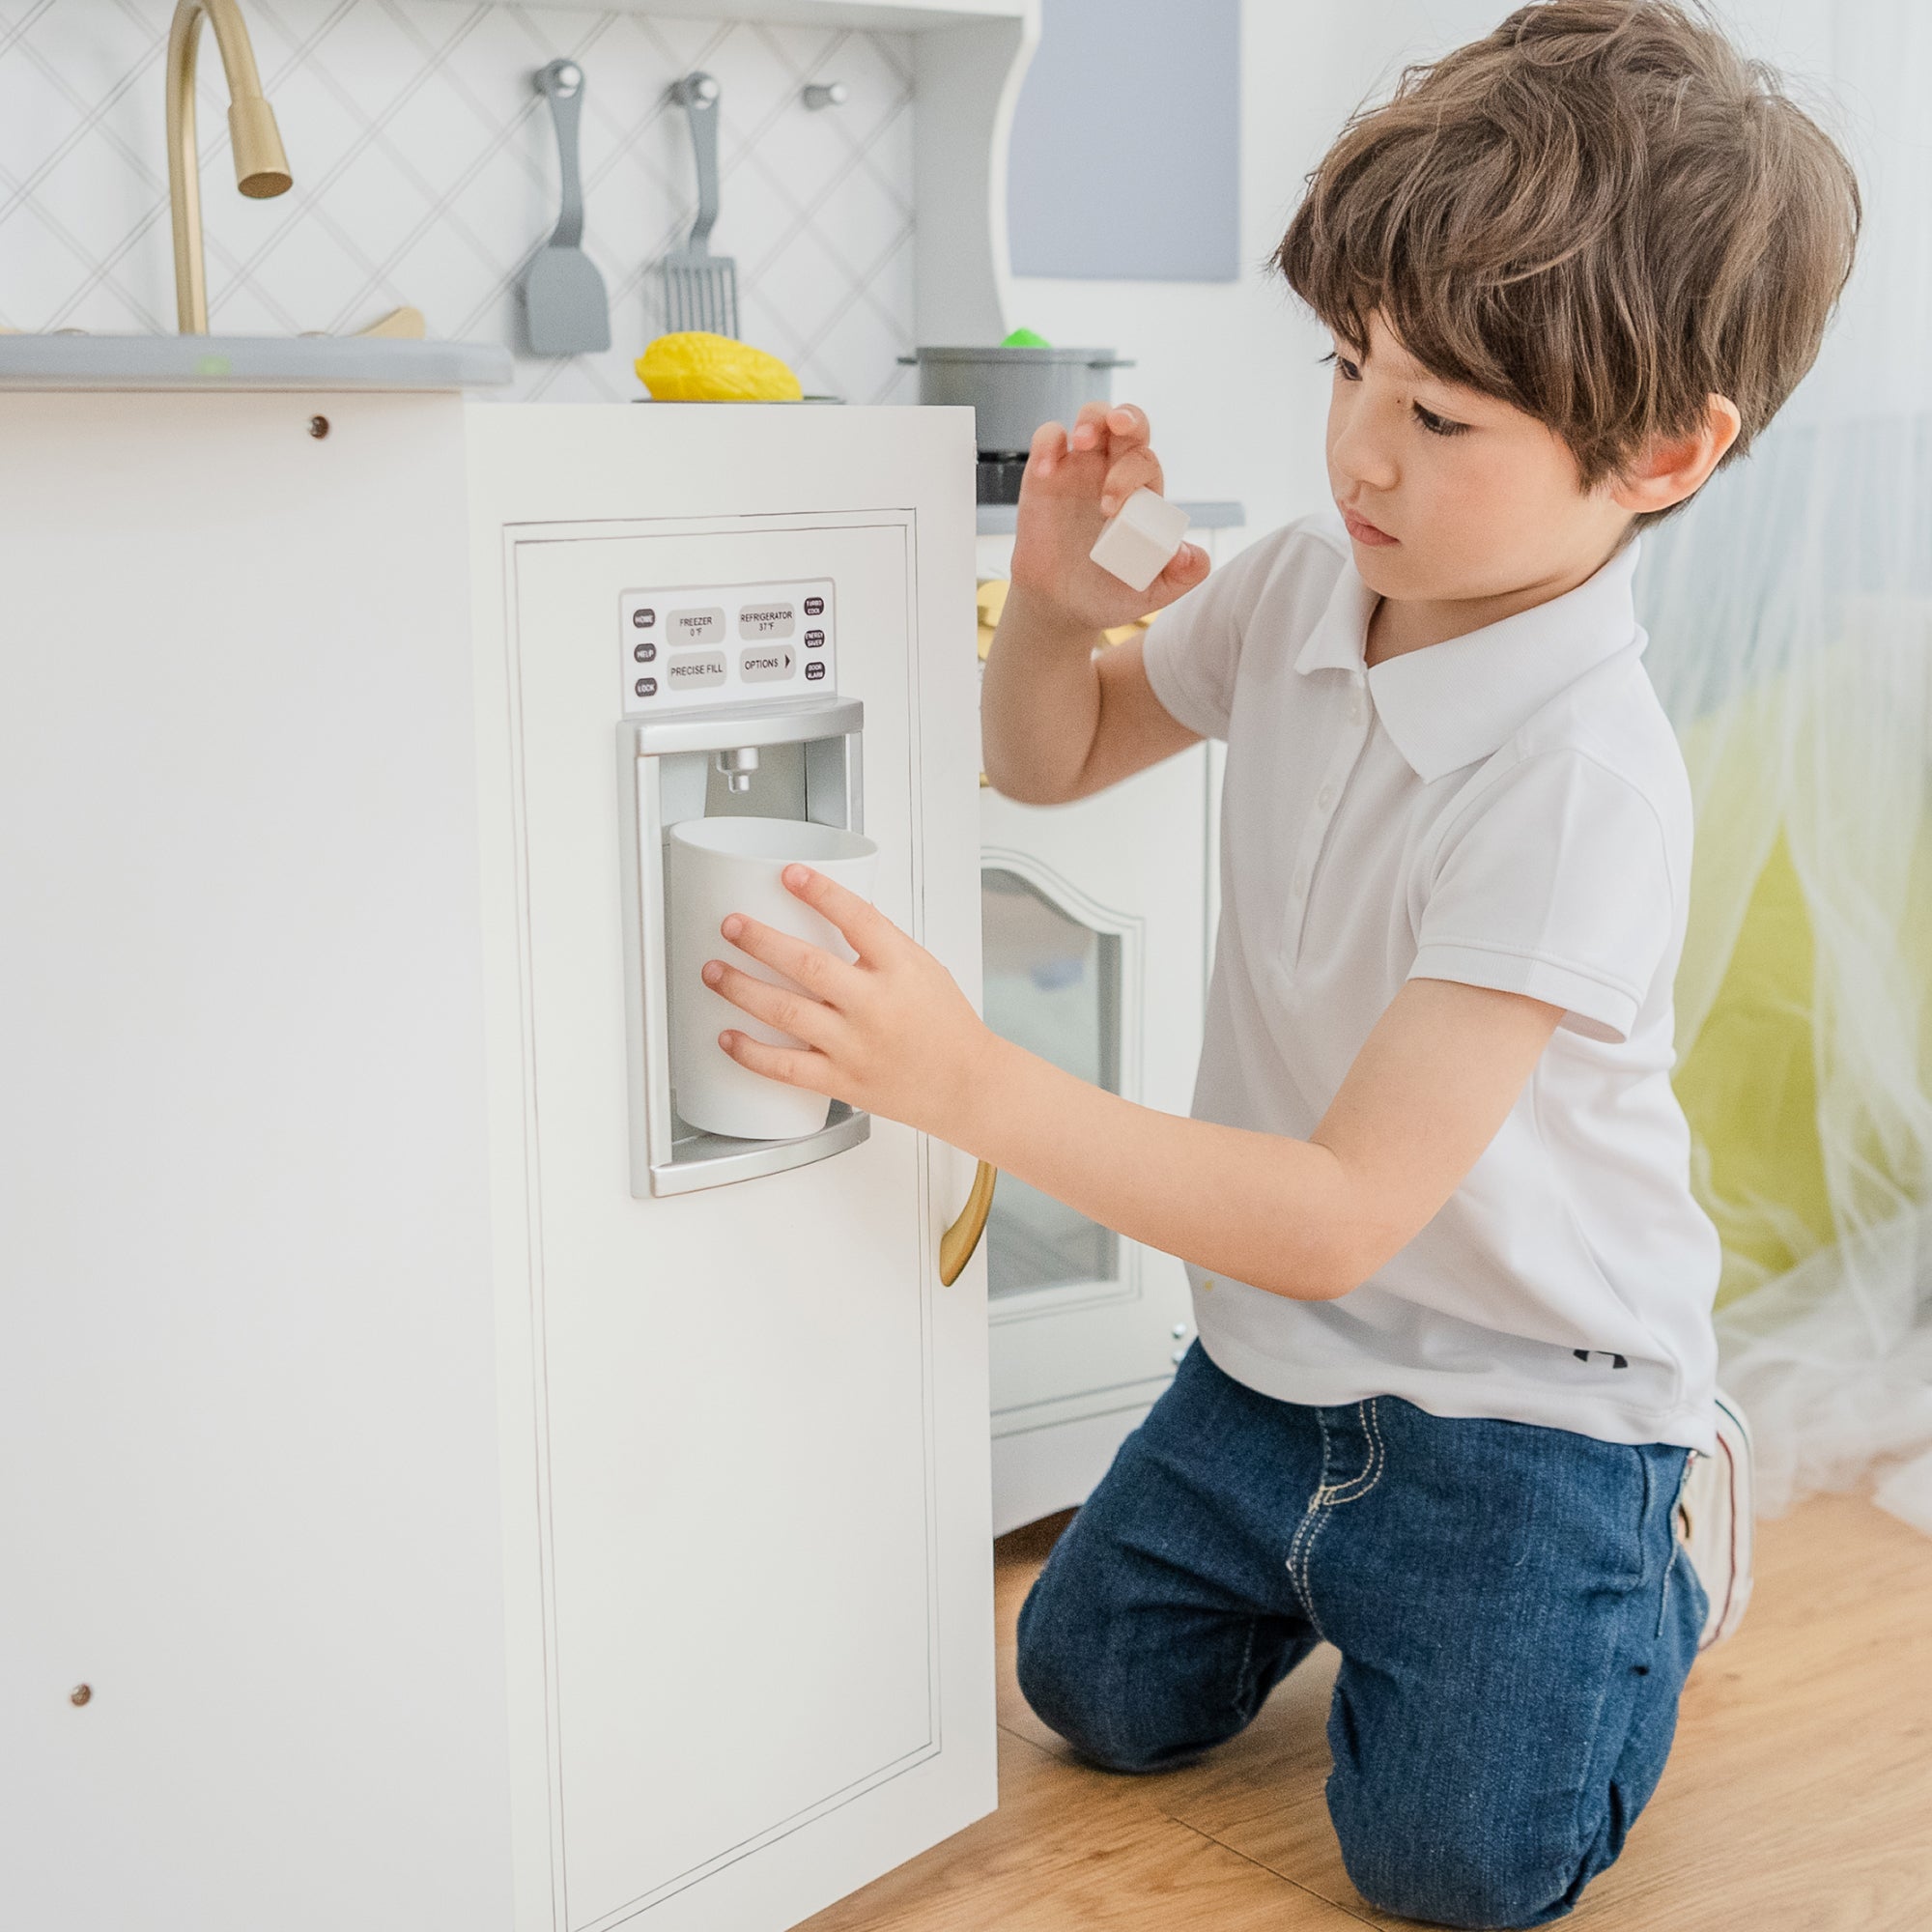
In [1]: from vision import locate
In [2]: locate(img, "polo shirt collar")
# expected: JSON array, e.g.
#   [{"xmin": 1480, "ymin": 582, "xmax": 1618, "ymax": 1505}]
[{"xmin": 1293, "ymin": 537, "xmax": 1644, "ymax": 783}]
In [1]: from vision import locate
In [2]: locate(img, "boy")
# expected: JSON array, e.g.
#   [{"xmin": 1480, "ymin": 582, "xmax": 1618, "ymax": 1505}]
[{"xmin": 700, "ymin": 2, "xmax": 1859, "ymax": 1922}]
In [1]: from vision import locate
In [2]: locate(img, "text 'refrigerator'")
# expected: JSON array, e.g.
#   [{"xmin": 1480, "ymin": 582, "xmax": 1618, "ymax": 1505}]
[{"xmin": 467, "ymin": 402, "xmax": 994, "ymax": 1932}]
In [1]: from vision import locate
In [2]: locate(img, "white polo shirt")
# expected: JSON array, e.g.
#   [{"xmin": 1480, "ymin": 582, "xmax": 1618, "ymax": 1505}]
[{"xmin": 1142, "ymin": 512, "xmax": 1720, "ymax": 1452}]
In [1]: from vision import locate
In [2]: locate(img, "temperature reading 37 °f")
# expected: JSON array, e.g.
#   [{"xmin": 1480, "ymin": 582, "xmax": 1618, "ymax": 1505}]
[{"xmin": 738, "ymin": 601, "xmax": 795, "ymax": 640}]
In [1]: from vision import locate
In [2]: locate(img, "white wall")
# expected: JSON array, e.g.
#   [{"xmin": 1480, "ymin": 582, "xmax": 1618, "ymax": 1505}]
[{"xmin": 1003, "ymin": 1, "xmax": 1545, "ymax": 538}]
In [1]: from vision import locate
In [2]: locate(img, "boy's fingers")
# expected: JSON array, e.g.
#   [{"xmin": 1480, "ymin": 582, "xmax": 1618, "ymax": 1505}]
[
  {"xmin": 717, "ymin": 1030, "xmax": 835, "ymax": 1094},
  {"xmin": 702, "ymin": 959, "xmax": 839, "ymax": 1050},
  {"xmin": 781, "ymin": 867, "xmax": 902, "ymax": 961},
  {"xmin": 1103, "ymin": 403, "xmax": 1151, "ymax": 450},
  {"xmin": 1026, "ymin": 419, "xmax": 1068, "ymax": 477},
  {"xmin": 1099, "ymin": 447, "xmax": 1163, "ymax": 516},
  {"xmin": 1146, "ymin": 541, "xmax": 1211, "ymax": 605},
  {"xmin": 717, "ymin": 914, "xmax": 859, "ymax": 1003},
  {"xmin": 1067, "ymin": 400, "xmax": 1113, "ymax": 452}
]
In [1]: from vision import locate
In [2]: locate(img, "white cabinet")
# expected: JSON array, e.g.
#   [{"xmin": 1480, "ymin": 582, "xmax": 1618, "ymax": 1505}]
[
  {"xmin": 980, "ymin": 758, "xmax": 1208, "ymax": 1531},
  {"xmin": 0, "ymin": 389, "xmax": 515, "ymax": 1932},
  {"xmin": 469, "ymin": 405, "xmax": 995, "ymax": 1932},
  {"xmin": 972, "ymin": 512, "xmax": 1239, "ymax": 1534},
  {"xmin": 0, "ymin": 392, "xmax": 994, "ymax": 1932}
]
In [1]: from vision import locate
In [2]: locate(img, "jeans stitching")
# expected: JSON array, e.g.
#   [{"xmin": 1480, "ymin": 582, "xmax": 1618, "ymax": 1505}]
[
  {"xmin": 1286, "ymin": 1410, "xmax": 1334, "ymax": 1642},
  {"xmin": 1285, "ymin": 1410, "xmax": 1329, "ymax": 1594},
  {"xmin": 1296, "ymin": 1505, "xmax": 1333, "ymax": 1645},
  {"xmin": 1322, "ymin": 1398, "xmax": 1387, "ymax": 1506},
  {"xmin": 1311, "ymin": 1405, "xmax": 1339, "ymax": 1505}
]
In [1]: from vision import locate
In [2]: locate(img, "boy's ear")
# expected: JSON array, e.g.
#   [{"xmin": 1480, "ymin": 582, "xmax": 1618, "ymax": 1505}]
[{"xmin": 1610, "ymin": 394, "xmax": 1744, "ymax": 516}]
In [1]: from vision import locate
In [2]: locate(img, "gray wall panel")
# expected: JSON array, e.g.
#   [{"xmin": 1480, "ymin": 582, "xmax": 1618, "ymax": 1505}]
[{"xmin": 1008, "ymin": 0, "xmax": 1242, "ymax": 284}]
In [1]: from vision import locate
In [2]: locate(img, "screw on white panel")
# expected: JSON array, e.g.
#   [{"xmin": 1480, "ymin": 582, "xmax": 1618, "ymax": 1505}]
[{"xmin": 70, "ymin": 1684, "xmax": 92, "ymax": 1706}]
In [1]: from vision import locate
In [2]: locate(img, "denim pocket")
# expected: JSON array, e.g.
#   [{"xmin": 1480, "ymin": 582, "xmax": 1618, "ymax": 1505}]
[{"xmin": 1513, "ymin": 1437, "xmax": 1659, "ymax": 1595}]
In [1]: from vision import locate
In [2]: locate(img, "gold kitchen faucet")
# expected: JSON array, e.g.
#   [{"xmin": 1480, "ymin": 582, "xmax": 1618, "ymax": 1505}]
[
  {"xmin": 164, "ymin": 0, "xmax": 425, "ymax": 341},
  {"xmin": 165, "ymin": 0, "xmax": 292, "ymax": 334}
]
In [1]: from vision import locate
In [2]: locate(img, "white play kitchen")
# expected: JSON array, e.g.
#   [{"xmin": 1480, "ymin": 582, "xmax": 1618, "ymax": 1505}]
[
  {"xmin": 0, "ymin": 0, "xmax": 1238, "ymax": 1926},
  {"xmin": 3, "ymin": 363, "xmax": 991, "ymax": 1932}
]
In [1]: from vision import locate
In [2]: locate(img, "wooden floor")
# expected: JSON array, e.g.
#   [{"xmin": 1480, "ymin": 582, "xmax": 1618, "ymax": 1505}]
[{"xmin": 804, "ymin": 1494, "xmax": 1932, "ymax": 1931}]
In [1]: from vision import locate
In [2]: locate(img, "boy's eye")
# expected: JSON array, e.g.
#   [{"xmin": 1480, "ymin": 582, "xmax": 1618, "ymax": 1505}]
[
  {"xmin": 1330, "ymin": 354, "xmax": 1363, "ymax": 383},
  {"xmin": 1413, "ymin": 403, "xmax": 1470, "ymax": 438}
]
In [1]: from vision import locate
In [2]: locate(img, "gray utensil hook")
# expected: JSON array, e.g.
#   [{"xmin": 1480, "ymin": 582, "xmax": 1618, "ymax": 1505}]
[
  {"xmin": 523, "ymin": 57, "xmax": 611, "ymax": 355},
  {"xmin": 670, "ymin": 72, "xmax": 723, "ymax": 257},
  {"xmin": 537, "ymin": 60, "xmax": 587, "ymax": 250},
  {"xmin": 662, "ymin": 71, "xmax": 737, "ymax": 339}
]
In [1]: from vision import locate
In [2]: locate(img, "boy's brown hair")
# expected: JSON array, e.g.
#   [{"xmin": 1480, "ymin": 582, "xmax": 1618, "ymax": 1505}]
[{"xmin": 1276, "ymin": 0, "xmax": 1860, "ymax": 525}]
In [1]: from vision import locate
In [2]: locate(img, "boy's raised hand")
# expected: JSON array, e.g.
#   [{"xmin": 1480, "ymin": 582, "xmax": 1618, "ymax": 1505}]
[{"xmin": 1009, "ymin": 403, "xmax": 1210, "ymax": 632}]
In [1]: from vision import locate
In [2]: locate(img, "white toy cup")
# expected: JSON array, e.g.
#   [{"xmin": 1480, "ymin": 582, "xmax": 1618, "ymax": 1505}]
[{"xmin": 666, "ymin": 815, "xmax": 879, "ymax": 1141}]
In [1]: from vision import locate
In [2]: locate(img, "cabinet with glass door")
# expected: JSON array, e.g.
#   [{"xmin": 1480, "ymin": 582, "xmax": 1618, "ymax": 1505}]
[{"xmin": 974, "ymin": 506, "xmax": 1242, "ymax": 1534}]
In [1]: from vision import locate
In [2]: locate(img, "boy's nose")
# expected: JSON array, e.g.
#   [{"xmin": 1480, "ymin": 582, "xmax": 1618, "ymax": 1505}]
[
  {"xmin": 1331, "ymin": 448, "xmax": 1399, "ymax": 503},
  {"xmin": 1328, "ymin": 410, "xmax": 1399, "ymax": 495}
]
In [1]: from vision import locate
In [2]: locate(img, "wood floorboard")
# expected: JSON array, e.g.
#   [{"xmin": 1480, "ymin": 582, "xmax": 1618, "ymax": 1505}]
[
  {"xmin": 807, "ymin": 1495, "xmax": 1932, "ymax": 1930},
  {"xmin": 799, "ymin": 1727, "xmax": 1378, "ymax": 1930}
]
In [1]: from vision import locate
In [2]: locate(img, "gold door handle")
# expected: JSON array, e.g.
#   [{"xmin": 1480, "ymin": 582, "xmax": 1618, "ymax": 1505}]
[{"xmin": 939, "ymin": 1159, "xmax": 998, "ymax": 1286}]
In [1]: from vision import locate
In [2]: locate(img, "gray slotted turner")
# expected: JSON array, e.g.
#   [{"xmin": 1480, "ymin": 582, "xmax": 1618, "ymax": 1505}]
[
  {"xmin": 524, "ymin": 59, "xmax": 611, "ymax": 355},
  {"xmin": 664, "ymin": 72, "xmax": 739, "ymax": 339}
]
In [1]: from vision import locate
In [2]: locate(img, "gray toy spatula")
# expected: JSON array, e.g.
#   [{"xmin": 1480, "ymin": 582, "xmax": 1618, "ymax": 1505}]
[
  {"xmin": 524, "ymin": 59, "xmax": 611, "ymax": 356},
  {"xmin": 663, "ymin": 71, "xmax": 739, "ymax": 339}
]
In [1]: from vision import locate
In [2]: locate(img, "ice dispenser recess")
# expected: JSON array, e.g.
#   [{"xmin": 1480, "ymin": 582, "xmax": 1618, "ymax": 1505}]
[{"xmin": 616, "ymin": 575, "xmax": 867, "ymax": 1198}]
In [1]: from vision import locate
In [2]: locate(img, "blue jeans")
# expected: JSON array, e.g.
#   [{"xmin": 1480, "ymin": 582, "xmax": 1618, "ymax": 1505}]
[{"xmin": 1015, "ymin": 1344, "xmax": 1703, "ymax": 1930}]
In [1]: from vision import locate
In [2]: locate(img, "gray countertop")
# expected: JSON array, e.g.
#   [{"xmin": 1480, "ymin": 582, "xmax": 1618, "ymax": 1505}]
[{"xmin": 0, "ymin": 333, "xmax": 514, "ymax": 392}]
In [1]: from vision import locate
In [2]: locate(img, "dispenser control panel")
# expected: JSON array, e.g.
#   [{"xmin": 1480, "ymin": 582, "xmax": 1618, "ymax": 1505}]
[{"xmin": 620, "ymin": 578, "xmax": 836, "ymax": 714}]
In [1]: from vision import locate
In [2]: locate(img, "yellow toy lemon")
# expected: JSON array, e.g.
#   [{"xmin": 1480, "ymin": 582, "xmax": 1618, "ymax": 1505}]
[{"xmin": 637, "ymin": 331, "xmax": 803, "ymax": 402}]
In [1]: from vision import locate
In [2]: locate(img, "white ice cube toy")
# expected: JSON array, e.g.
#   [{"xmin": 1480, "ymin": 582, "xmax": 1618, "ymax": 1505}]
[{"xmin": 1090, "ymin": 488, "xmax": 1192, "ymax": 593}]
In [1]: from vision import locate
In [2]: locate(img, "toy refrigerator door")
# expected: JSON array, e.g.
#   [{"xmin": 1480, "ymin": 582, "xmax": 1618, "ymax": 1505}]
[{"xmin": 474, "ymin": 505, "xmax": 992, "ymax": 1932}]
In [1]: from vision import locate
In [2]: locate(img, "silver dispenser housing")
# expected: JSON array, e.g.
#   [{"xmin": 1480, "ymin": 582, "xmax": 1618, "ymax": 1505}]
[{"xmin": 616, "ymin": 695, "xmax": 867, "ymax": 1197}]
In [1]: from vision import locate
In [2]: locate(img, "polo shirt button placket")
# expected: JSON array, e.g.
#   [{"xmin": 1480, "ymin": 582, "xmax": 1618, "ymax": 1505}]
[{"xmin": 1289, "ymin": 678, "xmax": 1367, "ymax": 971}]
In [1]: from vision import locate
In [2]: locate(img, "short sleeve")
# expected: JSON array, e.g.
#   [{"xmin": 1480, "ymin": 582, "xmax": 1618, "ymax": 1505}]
[
  {"xmin": 1139, "ymin": 528, "xmax": 1289, "ymax": 741},
  {"xmin": 1408, "ymin": 752, "xmax": 1676, "ymax": 1044}
]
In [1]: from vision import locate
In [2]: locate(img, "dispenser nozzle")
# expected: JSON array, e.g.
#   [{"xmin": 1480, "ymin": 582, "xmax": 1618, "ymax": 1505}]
[{"xmin": 716, "ymin": 746, "xmax": 759, "ymax": 795}]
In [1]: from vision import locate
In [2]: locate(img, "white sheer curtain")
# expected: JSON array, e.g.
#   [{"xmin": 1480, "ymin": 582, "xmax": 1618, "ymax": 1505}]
[{"xmin": 1634, "ymin": 1, "xmax": 1932, "ymax": 1530}]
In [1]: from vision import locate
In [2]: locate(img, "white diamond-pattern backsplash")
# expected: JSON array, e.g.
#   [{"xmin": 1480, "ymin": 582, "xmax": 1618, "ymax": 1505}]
[{"xmin": 0, "ymin": 0, "xmax": 918, "ymax": 404}]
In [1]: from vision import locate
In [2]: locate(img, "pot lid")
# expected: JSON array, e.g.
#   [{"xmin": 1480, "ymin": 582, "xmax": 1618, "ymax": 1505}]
[{"xmin": 905, "ymin": 344, "xmax": 1121, "ymax": 363}]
